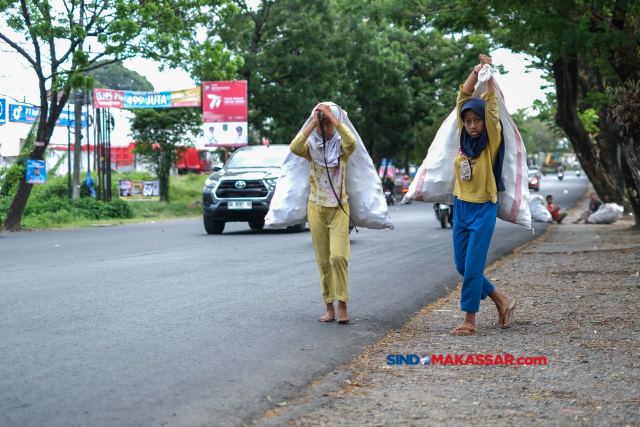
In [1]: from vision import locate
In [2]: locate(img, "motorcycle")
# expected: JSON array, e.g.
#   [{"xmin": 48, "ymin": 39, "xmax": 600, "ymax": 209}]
[
  {"xmin": 434, "ymin": 203, "xmax": 453, "ymax": 228},
  {"xmin": 575, "ymin": 170, "xmax": 581, "ymax": 178},
  {"xmin": 384, "ymin": 189, "xmax": 395, "ymax": 206},
  {"xmin": 558, "ymin": 171, "xmax": 564, "ymax": 181},
  {"xmin": 401, "ymin": 188, "xmax": 411, "ymax": 204}
]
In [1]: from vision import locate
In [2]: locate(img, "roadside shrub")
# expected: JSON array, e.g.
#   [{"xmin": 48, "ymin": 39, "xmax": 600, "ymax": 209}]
[{"xmin": 23, "ymin": 197, "xmax": 133, "ymax": 220}]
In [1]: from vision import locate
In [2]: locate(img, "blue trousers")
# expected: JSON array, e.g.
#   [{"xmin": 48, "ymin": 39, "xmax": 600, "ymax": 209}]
[{"xmin": 453, "ymin": 198, "xmax": 498, "ymax": 312}]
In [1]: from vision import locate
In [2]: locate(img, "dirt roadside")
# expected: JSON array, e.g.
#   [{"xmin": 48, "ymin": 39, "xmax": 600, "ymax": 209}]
[{"xmin": 255, "ymin": 190, "xmax": 640, "ymax": 427}]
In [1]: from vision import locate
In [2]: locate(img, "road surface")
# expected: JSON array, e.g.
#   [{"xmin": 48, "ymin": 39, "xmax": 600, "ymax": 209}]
[{"xmin": 0, "ymin": 173, "xmax": 587, "ymax": 426}]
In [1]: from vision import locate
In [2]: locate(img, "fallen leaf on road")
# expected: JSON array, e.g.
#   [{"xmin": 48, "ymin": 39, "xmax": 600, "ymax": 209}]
[
  {"xmin": 276, "ymin": 402, "xmax": 287, "ymax": 406},
  {"xmin": 575, "ymin": 296, "xmax": 583, "ymax": 299}
]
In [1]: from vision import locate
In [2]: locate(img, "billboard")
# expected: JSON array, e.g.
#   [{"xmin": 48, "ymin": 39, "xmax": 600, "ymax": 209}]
[
  {"xmin": 0, "ymin": 98, "xmax": 6, "ymax": 125},
  {"xmin": 93, "ymin": 88, "xmax": 201, "ymax": 109},
  {"xmin": 9, "ymin": 104, "xmax": 87, "ymax": 127},
  {"xmin": 202, "ymin": 81, "xmax": 247, "ymax": 123},
  {"xmin": 94, "ymin": 88, "xmax": 124, "ymax": 108},
  {"xmin": 171, "ymin": 87, "xmax": 201, "ymax": 107},
  {"xmin": 26, "ymin": 160, "xmax": 47, "ymax": 184},
  {"xmin": 203, "ymin": 122, "xmax": 248, "ymax": 147},
  {"xmin": 202, "ymin": 81, "xmax": 248, "ymax": 147},
  {"xmin": 119, "ymin": 179, "xmax": 160, "ymax": 200}
]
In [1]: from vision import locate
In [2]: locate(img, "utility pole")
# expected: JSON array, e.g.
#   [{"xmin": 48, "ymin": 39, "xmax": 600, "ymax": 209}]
[
  {"xmin": 67, "ymin": 104, "xmax": 72, "ymax": 199},
  {"xmin": 72, "ymin": 3, "xmax": 85, "ymax": 199}
]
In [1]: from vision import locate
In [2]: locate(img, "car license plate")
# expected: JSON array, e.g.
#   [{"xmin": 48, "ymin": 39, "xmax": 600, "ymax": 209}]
[{"xmin": 228, "ymin": 201, "xmax": 252, "ymax": 210}]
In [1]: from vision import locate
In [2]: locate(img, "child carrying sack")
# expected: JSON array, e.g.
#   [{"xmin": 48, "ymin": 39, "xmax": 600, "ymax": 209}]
[
  {"xmin": 265, "ymin": 103, "xmax": 394, "ymax": 230},
  {"xmin": 402, "ymin": 65, "xmax": 532, "ymax": 228}
]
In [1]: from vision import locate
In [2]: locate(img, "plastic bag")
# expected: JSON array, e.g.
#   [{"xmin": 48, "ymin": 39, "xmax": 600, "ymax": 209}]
[
  {"xmin": 402, "ymin": 65, "xmax": 531, "ymax": 228},
  {"xmin": 588, "ymin": 203, "xmax": 623, "ymax": 224},
  {"xmin": 265, "ymin": 104, "xmax": 394, "ymax": 230},
  {"xmin": 529, "ymin": 195, "xmax": 552, "ymax": 223}
]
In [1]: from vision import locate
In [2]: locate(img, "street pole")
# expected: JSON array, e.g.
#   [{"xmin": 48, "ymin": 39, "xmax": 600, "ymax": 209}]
[
  {"xmin": 72, "ymin": 89, "xmax": 83, "ymax": 199},
  {"xmin": 67, "ymin": 104, "xmax": 71, "ymax": 199}
]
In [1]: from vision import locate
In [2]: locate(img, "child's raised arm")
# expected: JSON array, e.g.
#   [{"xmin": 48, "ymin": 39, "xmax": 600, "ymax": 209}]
[{"xmin": 462, "ymin": 54, "xmax": 495, "ymax": 94}]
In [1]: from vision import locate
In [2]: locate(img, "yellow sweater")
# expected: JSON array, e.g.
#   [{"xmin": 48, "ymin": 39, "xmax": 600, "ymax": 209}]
[
  {"xmin": 453, "ymin": 86, "xmax": 502, "ymax": 203},
  {"xmin": 290, "ymin": 123, "xmax": 357, "ymax": 207}
]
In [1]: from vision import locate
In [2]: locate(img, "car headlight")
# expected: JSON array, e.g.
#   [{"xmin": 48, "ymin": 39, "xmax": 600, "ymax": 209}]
[
  {"xmin": 264, "ymin": 178, "xmax": 278, "ymax": 191},
  {"xmin": 205, "ymin": 177, "xmax": 219, "ymax": 188},
  {"xmin": 531, "ymin": 179, "xmax": 537, "ymax": 184}
]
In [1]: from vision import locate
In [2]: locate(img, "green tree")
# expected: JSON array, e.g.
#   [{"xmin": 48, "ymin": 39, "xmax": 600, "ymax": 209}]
[
  {"xmin": 0, "ymin": 0, "xmax": 235, "ymax": 231},
  {"xmin": 129, "ymin": 108, "xmax": 202, "ymax": 202},
  {"xmin": 511, "ymin": 109, "xmax": 564, "ymax": 155},
  {"xmin": 401, "ymin": 0, "xmax": 640, "ymax": 223},
  {"xmin": 87, "ymin": 61, "xmax": 155, "ymax": 92}
]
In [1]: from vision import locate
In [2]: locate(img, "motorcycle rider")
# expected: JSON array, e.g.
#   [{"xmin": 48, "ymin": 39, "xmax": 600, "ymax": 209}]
[{"xmin": 384, "ymin": 177, "xmax": 396, "ymax": 199}]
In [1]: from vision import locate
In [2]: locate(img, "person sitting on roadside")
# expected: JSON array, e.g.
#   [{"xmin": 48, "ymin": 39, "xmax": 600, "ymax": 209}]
[
  {"xmin": 547, "ymin": 195, "xmax": 568, "ymax": 224},
  {"xmin": 573, "ymin": 193, "xmax": 602, "ymax": 223}
]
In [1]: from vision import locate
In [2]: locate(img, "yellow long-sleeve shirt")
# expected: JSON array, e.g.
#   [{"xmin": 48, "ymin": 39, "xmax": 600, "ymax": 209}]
[
  {"xmin": 290, "ymin": 123, "xmax": 357, "ymax": 207},
  {"xmin": 453, "ymin": 86, "xmax": 502, "ymax": 204}
]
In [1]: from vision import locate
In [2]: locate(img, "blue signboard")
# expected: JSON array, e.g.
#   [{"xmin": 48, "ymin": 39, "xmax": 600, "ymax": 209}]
[
  {"xmin": 0, "ymin": 98, "xmax": 6, "ymax": 125},
  {"xmin": 26, "ymin": 159, "xmax": 47, "ymax": 184},
  {"xmin": 9, "ymin": 104, "xmax": 87, "ymax": 127},
  {"xmin": 123, "ymin": 91, "xmax": 172, "ymax": 109}
]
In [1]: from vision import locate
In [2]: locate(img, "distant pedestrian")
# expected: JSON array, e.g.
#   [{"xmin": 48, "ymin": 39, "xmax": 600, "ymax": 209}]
[
  {"xmin": 450, "ymin": 54, "xmax": 516, "ymax": 337},
  {"xmin": 547, "ymin": 195, "xmax": 568, "ymax": 224},
  {"xmin": 83, "ymin": 172, "xmax": 96, "ymax": 198},
  {"xmin": 290, "ymin": 102, "xmax": 357, "ymax": 324},
  {"xmin": 573, "ymin": 193, "xmax": 601, "ymax": 223}
]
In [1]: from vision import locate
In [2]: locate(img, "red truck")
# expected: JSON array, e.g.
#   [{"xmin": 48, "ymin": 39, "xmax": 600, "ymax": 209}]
[{"xmin": 177, "ymin": 148, "xmax": 219, "ymax": 174}]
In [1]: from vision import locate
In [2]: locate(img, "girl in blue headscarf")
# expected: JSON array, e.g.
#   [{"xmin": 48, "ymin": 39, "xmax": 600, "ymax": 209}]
[{"xmin": 450, "ymin": 54, "xmax": 517, "ymax": 336}]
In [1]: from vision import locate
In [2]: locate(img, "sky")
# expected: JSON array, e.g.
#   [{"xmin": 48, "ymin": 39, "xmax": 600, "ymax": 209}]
[{"xmin": 0, "ymin": 38, "xmax": 551, "ymax": 115}]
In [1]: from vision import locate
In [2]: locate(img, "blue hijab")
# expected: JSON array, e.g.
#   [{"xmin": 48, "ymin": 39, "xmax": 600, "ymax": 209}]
[{"xmin": 459, "ymin": 98, "xmax": 505, "ymax": 191}]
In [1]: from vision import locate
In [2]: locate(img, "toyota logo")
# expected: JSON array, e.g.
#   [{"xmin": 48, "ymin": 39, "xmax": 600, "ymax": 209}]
[{"xmin": 235, "ymin": 181, "xmax": 247, "ymax": 189}]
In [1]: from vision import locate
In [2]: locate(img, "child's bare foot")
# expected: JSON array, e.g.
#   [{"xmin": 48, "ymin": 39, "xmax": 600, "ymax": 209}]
[
  {"xmin": 337, "ymin": 300, "xmax": 349, "ymax": 323},
  {"xmin": 319, "ymin": 303, "xmax": 335, "ymax": 322},
  {"xmin": 489, "ymin": 290, "xmax": 510, "ymax": 326}
]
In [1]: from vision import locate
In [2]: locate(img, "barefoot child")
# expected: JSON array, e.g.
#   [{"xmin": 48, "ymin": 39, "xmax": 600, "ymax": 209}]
[
  {"xmin": 290, "ymin": 103, "xmax": 356, "ymax": 323},
  {"xmin": 451, "ymin": 54, "xmax": 517, "ymax": 336}
]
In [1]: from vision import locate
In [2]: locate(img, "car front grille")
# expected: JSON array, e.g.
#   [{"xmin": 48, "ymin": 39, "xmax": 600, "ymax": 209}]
[{"xmin": 215, "ymin": 180, "xmax": 268, "ymax": 199}]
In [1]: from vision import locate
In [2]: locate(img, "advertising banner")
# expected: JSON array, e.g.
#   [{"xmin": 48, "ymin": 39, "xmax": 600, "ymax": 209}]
[
  {"xmin": 202, "ymin": 81, "xmax": 247, "ymax": 123},
  {"xmin": 26, "ymin": 160, "xmax": 47, "ymax": 184},
  {"xmin": 203, "ymin": 122, "xmax": 248, "ymax": 147},
  {"xmin": 9, "ymin": 104, "xmax": 87, "ymax": 127},
  {"xmin": 119, "ymin": 179, "xmax": 160, "ymax": 200},
  {"xmin": 0, "ymin": 98, "xmax": 6, "ymax": 125},
  {"xmin": 171, "ymin": 87, "xmax": 201, "ymax": 107},
  {"xmin": 94, "ymin": 88, "xmax": 124, "ymax": 108},
  {"xmin": 123, "ymin": 91, "xmax": 172, "ymax": 109}
]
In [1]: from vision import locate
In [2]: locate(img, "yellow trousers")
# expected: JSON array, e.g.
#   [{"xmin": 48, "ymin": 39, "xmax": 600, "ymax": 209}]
[{"xmin": 308, "ymin": 201, "xmax": 351, "ymax": 304}]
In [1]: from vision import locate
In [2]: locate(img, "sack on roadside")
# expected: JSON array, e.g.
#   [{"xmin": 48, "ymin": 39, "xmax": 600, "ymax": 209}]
[
  {"xmin": 265, "ymin": 105, "xmax": 394, "ymax": 230},
  {"xmin": 529, "ymin": 195, "xmax": 553, "ymax": 223},
  {"xmin": 588, "ymin": 203, "xmax": 623, "ymax": 224},
  {"xmin": 402, "ymin": 65, "xmax": 531, "ymax": 229}
]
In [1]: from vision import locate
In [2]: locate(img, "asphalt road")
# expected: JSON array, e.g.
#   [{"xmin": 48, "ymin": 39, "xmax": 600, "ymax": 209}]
[{"xmin": 0, "ymin": 173, "xmax": 588, "ymax": 427}]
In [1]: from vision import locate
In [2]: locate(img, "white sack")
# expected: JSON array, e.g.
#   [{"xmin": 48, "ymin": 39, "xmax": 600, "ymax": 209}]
[
  {"xmin": 402, "ymin": 65, "xmax": 531, "ymax": 228},
  {"xmin": 588, "ymin": 203, "xmax": 623, "ymax": 224},
  {"xmin": 265, "ymin": 107, "xmax": 394, "ymax": 230},
  {"xmin": 529, "ymin": 195, "xmax": 553, "ymax": 223}
]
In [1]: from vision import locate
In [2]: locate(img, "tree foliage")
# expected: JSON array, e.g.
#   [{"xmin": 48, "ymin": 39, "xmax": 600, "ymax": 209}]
[
  {"xmin": 0, "ymin": 0, "xmax": 237, "ymax": 230},
  {"xmin": 398, "ymin": 0, "xmax": 640, "ymax": 222},
  {"xmin": 210, "ymin": 0, "xmax": 495, "ymax": 167},
  {"xmin": 129, "ymin": 108, "xmax": 203, "ymax": 202},
  {"xmin": 87, "ymin": 61, "xmax": 155, "ymax": 92}
]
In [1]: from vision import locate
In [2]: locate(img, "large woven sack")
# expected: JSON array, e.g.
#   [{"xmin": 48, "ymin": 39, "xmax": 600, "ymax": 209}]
[
  {"xmin": 402, "ymin": 65, "xmax": 531, "ymax": 228},
  {"xmin": 529, "ymin": 195, "xmax": 552, "ymax": 223},
  {"xmin": 265, "ymin": 107, "xmax": 394, "ymax": 230},
  {"xmin": 588, "ymin": 203, "xmax": 623, "ymax": 224}
]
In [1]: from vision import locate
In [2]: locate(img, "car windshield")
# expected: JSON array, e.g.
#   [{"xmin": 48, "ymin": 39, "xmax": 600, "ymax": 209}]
[
  {"xmin": 528, "ymin": 171, "xmax": 537, "ymax": 177},
  {"xmin": 226, "ymin": 147, "xmax": 289, "ymax": 169}
]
